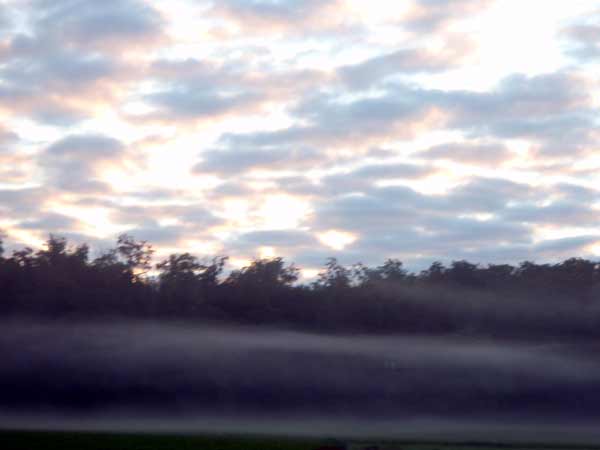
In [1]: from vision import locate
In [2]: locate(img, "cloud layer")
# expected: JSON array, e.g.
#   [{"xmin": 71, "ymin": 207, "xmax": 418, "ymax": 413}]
[{"xmin": 1, "ymin": 0, "xmax": 600, "ymax": 272}]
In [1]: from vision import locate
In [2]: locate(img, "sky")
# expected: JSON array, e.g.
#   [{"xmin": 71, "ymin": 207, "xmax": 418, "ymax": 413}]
[{"xmin": 1, "ymin": 0, "xmax": 600, "ymax": 278}]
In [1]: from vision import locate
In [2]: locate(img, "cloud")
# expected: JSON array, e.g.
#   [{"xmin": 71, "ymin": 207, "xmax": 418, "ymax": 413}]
[
  {"xmin": 402, "ymin": 0, "xmax": 495, "ymax": 32},
  {"xmin": 195, "ymin": 146, "xmax": 324, "ymax": 175},
  {"xmin": 298, "ymin": 71, "xmax": 596, "ymax": 155},
  {"xmin": 419, "ymin": 141, "xmax": 514, "ymax": 166},
  {"xmin": 444, "ymin": 177, "xmax": 536, "ymax": 212},
  {"xmin": 19, "ymin": 212, "xmax": 81, "ymax": 233},
  {"xmin": 0, "ymin": 47, "xmax": 135, "ymax": 125},
  {"xmin": 209, "ymin": 0, "xmax": 357, "ymax": 37},
  {"xmin": 29, "ymin": 0, "xmax": 165, "ymax": 52},
  {"xmin": 502, "ymin": 201, "xmax": 600, "ymax": 227},
  {"xmin": 109, "ymin": 203, "xmax": 222, "ymax": 230},
  {"xmin": 318, "ymin": 162, "xmax": 436, "ymax": 195},
  {"xmin": 120, "ymin": 224, "xmax": 189, "ymax": 246},
  {"xmin": 0, "ymin": 129, "xmax": 34, "ymax": 186},
  {"xmin": 214, "ymin": 86, "xmax": 435, "ymax": 154},
  {"xmin": 338, "ymin": 36, "xmax": 474, "ymax": 88},
  {"xmin": 145, "ymin": 89, "xmax": 261, "ymax": 121},
  {"xmin": 0, "ymin": 4, "xmax": 11, "ymax": 33},
  {"xmin": 553, "ymin": 183, "xmax": 600, "ymax": 202},
  {"xmin": 439, "ymin": 72, "xmax": 592, "ymax": 127},
  {"xmin": 300, "ymin": 177, "xmax": 545, "ymax": 265},
  {"xmin": 0, "ymin": 127, "xmax": 19, "ymax": 151},
  {"xmin": 135, "ymin": 58, "xmax": 327, "ymax": 123},
  {"xmin": 0, "ymin": 0, "xmax": 164, "ymax": 125},
  {"xmin": 0, "ymin": 187, "xmax": 50, "ymax": 217},
  {"xmin": 42, "ymin": 134, "xmax": 126, "ymax": 193},
  {"xmin": 562, "ymin": 11, "xmax": 600, "ymax": 62},
  {"xmin": 214, "ymin": 71, "xmax": 594, "ymax": 158},
  {"xmin": 229, "ymin": 229, "xmax": 320, "ymax": 257}
]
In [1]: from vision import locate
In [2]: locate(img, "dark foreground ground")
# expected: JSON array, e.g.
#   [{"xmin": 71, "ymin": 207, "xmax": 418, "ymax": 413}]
[{"xmin": 1, "ymin": 431, "xmax": 600, "ymax": 450}]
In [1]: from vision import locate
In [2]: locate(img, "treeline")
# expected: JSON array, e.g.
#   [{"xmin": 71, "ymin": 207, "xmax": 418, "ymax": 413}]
[{"xmin": 1, "ymin": 234, "xmax": 600, "ymax": 338}]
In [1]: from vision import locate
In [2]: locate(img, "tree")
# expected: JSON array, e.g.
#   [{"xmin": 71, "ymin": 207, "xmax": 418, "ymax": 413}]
[
  {"xmin": 447, "ymin": 260, "xmax": 481, "ymax": 287},
  {"xmin": 482, "ymin": 263, "xmax": 514, "ymax": 287},
  {"xmin": 220, "ymin": 257, "xmax": 299, "ymax": 323},
  {"xmin": 378, "ymin": 259, "xmax": 407, "ymax": 282},
  {"xmin": 157, "ymin": 253, "xmax": 204, "ymax": 285},
  {"xmin": 352, "ymin": 262, "xmax": 380, "ymax": 287},
  {"xmin": 314, "ymin": 258, "xmax": 351, "ymax": 290},
  {"xmin": 11, "ymin": 247, "xmax": 35, "ymax": 268},
  {"xmin": 419, "ymin": 261, "xmax": 446, "ymax": 284},
  {"xmin": 553, "ymin": 258, "xmax": 598, "ymax": 298},
  {"xmin": 116, "ymin": 234, "xmax": 154, "ymax": 281},
  {"xmin": 199, "ymin": 256, "xmax": 227, "ymax": 286},
  {"xmin": 226, "ymin": 257, "xmax": 299, "ymax": 288},
  {"xmin": 156, "ymin": 253, "xmax": 206, "ymax": 315}
]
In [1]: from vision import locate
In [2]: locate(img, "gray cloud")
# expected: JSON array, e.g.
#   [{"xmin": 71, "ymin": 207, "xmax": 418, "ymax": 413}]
[
  {"xmin": 138, "ymin": 59, "xmax": 326, "ymax": 123},
  {"xmin": 229, "ymin": 230, "xmax": 320, "ymax": 257},
  {"xmin": 146, "ymin": 89, "xmax": 261, "ymax": 121},
  {"xmin": 0, "ymin": 49, "xmax": 129, "ymax": 125},
  {"xmin": 109, "ymin": 203, "xmax": 222, "ymax": 230},
  {"xmin": 195, "ymin": 146, "xmax": 324, "ymax": 175},
  {"xmin": 402, "ymin": 0, "xmax": 494, "ymax": 32},
  {"xmin": 121, "ymin": 224, "xmax": 189, "ymax": 246},
  {"xmin": 0, "ymin": 187, "xmax": 50, "ymax": 218},
  {"xmin": 444, "ymin": 177, "xmax": 536, "ymax": 212},
  {"xmin": 42, "ymin": 134, "xmax": 125, "ymax": 193},
  {"xmin": 298, "ymin": 177, "xmax": 547, "ymax": 265},
  {"xmin": 213, "ymin": 0, "xmax": 331, "ymax": 23},
  {"xmin": 215, "ymin": 71, "xmax": 594, "ymax": 158},
  {"xmin": 0, "ymin": 127, "xmax": 19, "ymax": 152},
  {"xmin": 30, "ymin": 0, "xmax": 165, "ymax": 51},
  {"xmin": 419, "ymin": 141, "xmax": 514, "ymax": 166},
  {"xmin": 212, "ymin": 86, "xmax": 432, "ymax": 154},
  {"xmin": 553, "ymin": 183, "xmax": 600, "ymax": 202},
  {"xmin": 318, "ymin": 162, "xmax": 436, "ymax": 196},
  {"xmin": 449, "ymin": 72, "xmax": 587, "ymax": 142},
  {"xmin": 46, "ymin": 135, "xmax": 123, "ymax": 159},
  {"xmin": 0, "ymin": 4, "xmax": 11, "ymax": 34},
  {"xmin": 563, "ymin": 11, "xmax": 600, "ymax": 62},
  {"xmin": 209, "ymin": 0, "xmax": 358, "ymax": 37},
  {"xmin": 19, "ymin": 212, "xmax": 81, "ymax": 232},
  {"xmin": 502, "ymin": 201, "xmax": 600, "ymax": 226},
  {"xmin": 338, "ymin": 36, "xmax": 473, "ymax": 88},
  {"xmin": 0, "ymin": 0, "xmax": 163, "ymax": 125}
]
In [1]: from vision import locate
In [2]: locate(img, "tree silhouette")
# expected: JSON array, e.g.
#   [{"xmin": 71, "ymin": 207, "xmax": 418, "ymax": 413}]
[
  {"xmin": 314, "ymin": 258, "xmax": 351, "ymax": 290},
  {"xmin": 156, "ymin": 253, "xmax": 206, "ymax": 315},
  {"xmin": 1, "ymin": 232, "xmax": 600, "ymax": 337},
  {"xmin": 116, "ymin": 233, "xmax": 154, "ymax": 282}
]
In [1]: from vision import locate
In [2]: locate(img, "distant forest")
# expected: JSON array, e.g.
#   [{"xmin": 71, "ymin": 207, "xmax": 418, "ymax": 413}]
[{"xmin": 2, "ymin": 233, "xmax": 600, "ymax": 338}]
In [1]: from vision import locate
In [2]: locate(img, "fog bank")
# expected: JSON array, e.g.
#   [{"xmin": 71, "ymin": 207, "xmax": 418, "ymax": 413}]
[{"xmin": 2, "ymin": 320, "xmax": 600, "ymax": 441}]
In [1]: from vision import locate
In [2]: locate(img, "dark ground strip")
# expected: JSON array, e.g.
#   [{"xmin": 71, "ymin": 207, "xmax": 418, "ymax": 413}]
[{"xmin": 1, "ymin": 431, "xmax": 600, "ymax": 450}]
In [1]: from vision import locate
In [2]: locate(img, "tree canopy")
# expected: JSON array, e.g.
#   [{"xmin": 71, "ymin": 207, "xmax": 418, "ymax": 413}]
[{"xmin": 1, "ymin": 233, "xmax": 600, "ymax": 338}]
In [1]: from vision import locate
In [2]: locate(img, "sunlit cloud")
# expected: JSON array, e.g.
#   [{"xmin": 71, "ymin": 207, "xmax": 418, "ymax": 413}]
[
  {"xmin": 254, "ymin": 195, "xmax": 312, "ymax": 230},
  {"xmin": 317, "ymin": 230, "xmax": 358, "ymax": 251}
]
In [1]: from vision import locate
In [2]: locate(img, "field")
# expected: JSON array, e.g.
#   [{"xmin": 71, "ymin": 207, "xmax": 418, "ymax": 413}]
[{"xmin": 1, "ymin": 431, "xmax": 599, "ymax": 450}]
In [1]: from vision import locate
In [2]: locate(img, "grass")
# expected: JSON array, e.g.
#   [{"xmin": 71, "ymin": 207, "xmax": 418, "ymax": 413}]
[{"xmin": 1, "ymin": 430, "xmax": 599, "ymax": 450}]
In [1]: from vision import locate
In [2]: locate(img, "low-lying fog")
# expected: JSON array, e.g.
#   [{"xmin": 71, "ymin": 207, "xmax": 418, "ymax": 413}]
[{"xmin": 1, "ymin": 320, "xmax": 600, "ymax": 442}]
